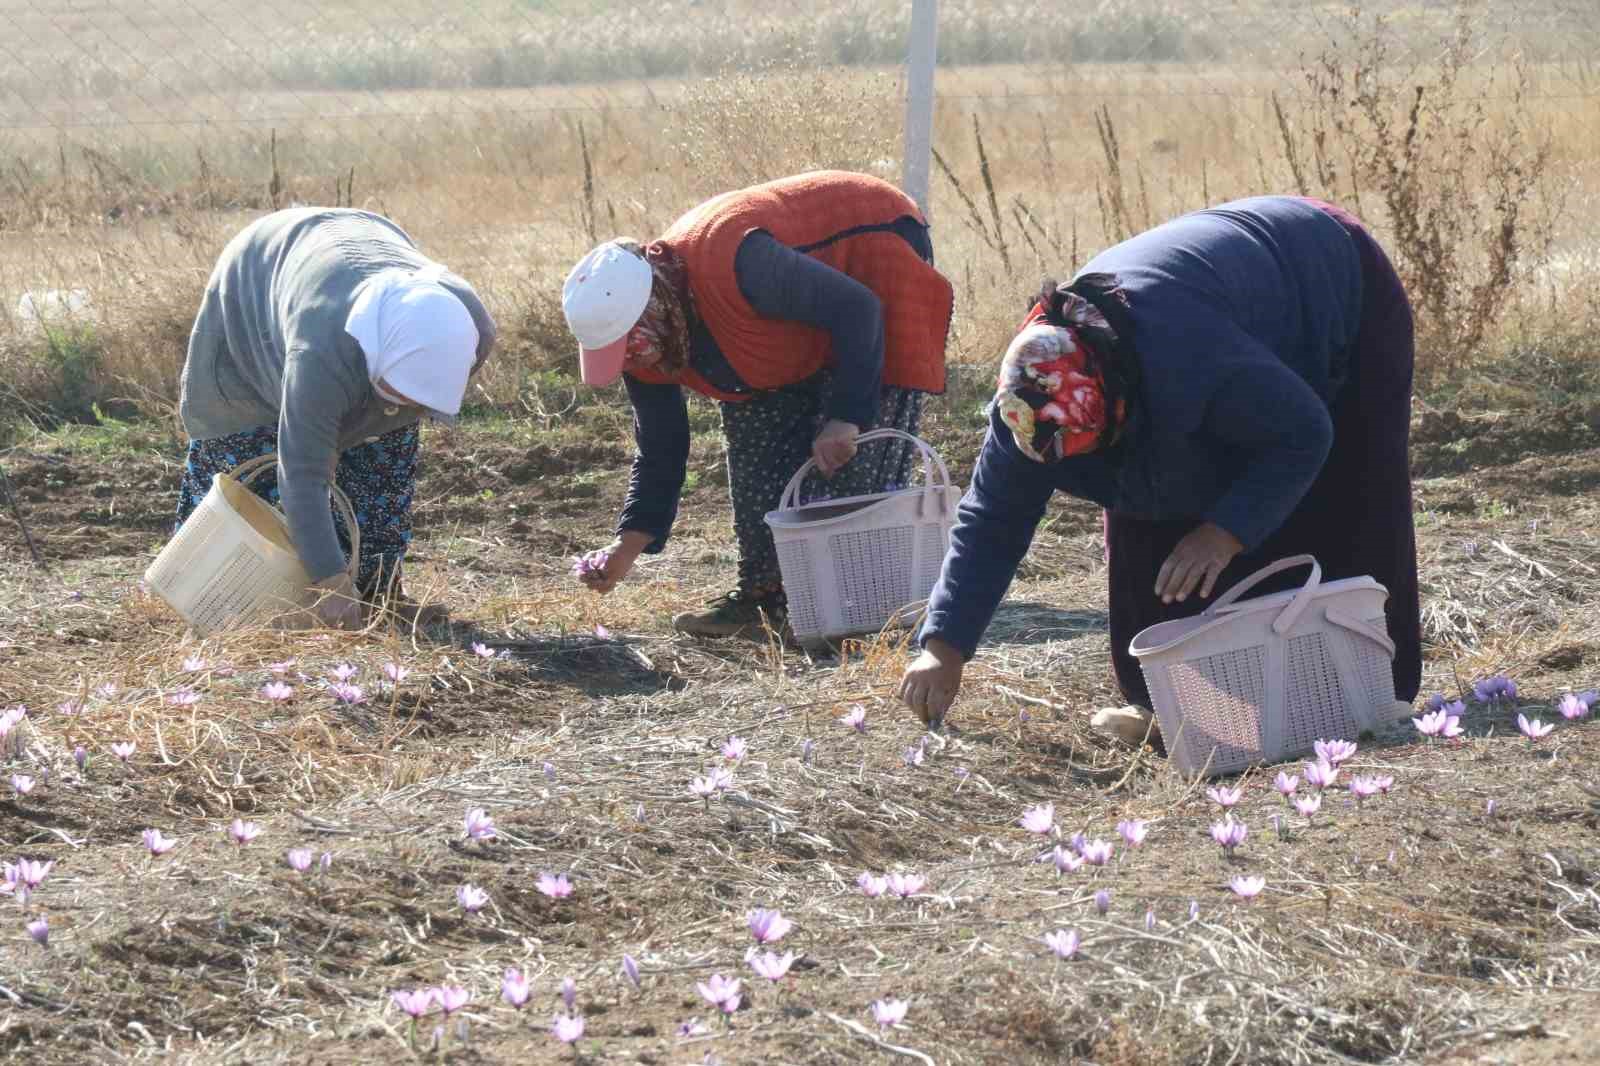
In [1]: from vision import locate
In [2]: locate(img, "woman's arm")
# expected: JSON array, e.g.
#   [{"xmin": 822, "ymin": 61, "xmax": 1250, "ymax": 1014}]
[
  {"xmin": 618, "ymin": 375, "xmax": 691, "ymax": 553},
  {"xmin": 277, "ymin": 351, "xmax": 361, "ymax": 584}
]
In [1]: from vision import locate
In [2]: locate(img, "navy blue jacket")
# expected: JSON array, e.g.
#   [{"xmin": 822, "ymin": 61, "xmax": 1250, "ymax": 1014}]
[
  {"xmin": 921, "ymin": 196, "xmax": 1365, "ymax": 659},
  {"xmin": 620, "ymin": 220, "xmax": 931, "ymax": 552}
]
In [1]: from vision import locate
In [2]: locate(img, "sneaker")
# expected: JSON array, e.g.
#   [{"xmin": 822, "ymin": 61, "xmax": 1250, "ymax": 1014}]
[
  {"xmin": 672, "ymin": 589, "xmax": 786, "ymax": 638},
  {"xmin": 1090, "ymin": 705, "xmax": 1161, "ymax": 747}
]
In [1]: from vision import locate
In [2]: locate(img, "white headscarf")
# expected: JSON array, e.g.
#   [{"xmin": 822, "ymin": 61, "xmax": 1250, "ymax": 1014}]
[{"xmin": 345, "ymin": 266, "xmax": 479, "ymax": 419}]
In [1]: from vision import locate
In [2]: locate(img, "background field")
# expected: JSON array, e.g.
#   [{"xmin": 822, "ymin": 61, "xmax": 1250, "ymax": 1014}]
[{"xmin": 0, "ymin": 2, "xmax": 1598, "ymax": 1064}]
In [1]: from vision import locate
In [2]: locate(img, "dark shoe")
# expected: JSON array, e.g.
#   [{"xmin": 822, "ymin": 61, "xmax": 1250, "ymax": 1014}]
[{"xmin": 672, "ymin": 590, "xmax": 786, "ymax": 637}]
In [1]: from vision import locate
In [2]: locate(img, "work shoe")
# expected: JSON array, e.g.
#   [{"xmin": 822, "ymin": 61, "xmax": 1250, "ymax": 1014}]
[
  {"xmin": 1090, "ymin": 705, "xmax": 1161, "ymax": 747},
  {"xmin": 672, "ymin": 589, "xmax": 786, "ymax": 638}
]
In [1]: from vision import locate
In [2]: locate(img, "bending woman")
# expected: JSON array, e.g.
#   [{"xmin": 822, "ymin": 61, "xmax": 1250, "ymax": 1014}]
[
  {"xmin": 898, "ymin": 195, "xmax": 1421, "ymax": 735},
  {"xmin": 563, "ymin": 171, "xmax": 953, "ymax": 636},
  {"xmin": 177, "ymin": 208, "xmax": 496, "ymax": 627}
]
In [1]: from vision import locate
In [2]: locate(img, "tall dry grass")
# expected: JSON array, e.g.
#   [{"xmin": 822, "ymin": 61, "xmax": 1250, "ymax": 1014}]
[{"xmin": 0, "ymin": 5, "xmax": 1596, "ymax": 436}]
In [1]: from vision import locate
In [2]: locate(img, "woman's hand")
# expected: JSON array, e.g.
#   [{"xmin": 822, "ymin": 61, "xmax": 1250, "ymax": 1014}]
[
  {"xmin": 812, "ymin": 420, "xmax": 860, "ymax": 477},
  {"xmin": 898, "ymin": 638, "xmax": 966, "ymax": 727},
  {"xmin": 1155, "ymin": 522, "xmax": 1244, "ymax": 604},
  {"xmin": 577, "ymin": 531, "xmax": 653, "ymax": 595},
  {"xmin": 311, "ymin": 572, "xmax": 364, "ymax": 629}
]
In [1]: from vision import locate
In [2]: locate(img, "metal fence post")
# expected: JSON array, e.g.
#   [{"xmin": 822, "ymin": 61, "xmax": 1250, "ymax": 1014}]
[{"xmin": 902, "ymin": 0, "xmax": 939, "ymax": 216}]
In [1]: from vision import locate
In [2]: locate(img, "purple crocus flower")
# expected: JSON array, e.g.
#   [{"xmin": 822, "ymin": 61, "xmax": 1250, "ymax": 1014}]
[
  {"xmin": 1349, "ymin": 776, "xmax": 1382, "ymax": 806},
  {"xmin": 902, "ymin": 745, "xmax": 925, "ymax": 768},
  {"xmin": 1293, "ymin": 793, "xmax": 1322, "ymax": 820},
  {"xmin": 111, "ymin": 741, "xmax": 135, "ymax": 764},
  {"xmin": 622, "ymin": 954, "xmax": 641, "ymax": 988},
  {"xmin": 572, "ymin": 549, "xmax": 612, "ymax": 578},
  {"xmin": 1474, "ymin": 675, "xmax": 1519, "ymax": 704},
  {"xmin": 689, "ymin": 775, "xmax": 719, "ymax": 800},
  {"xmin": 1116, "ymin": 819, "xmax": 1149, "ymax": 847},
  {"xmin": 435, "ymin": 985, "xmax": 469, "ymax": 1015},
  {"xmin": 181, "ymin": 655, "xmax": 207, "ymax": 673},
  {"xmin": 330, "ymin": 663, "xmax": 358, "ymax": 683},
  {"xmin": 457, "ymin": 884, "xmax": 490, "ymax": 913},
  {"xmin": 1144, "ymin": 907, "xmax": 1157, "ymax": 931},
  {"xmin": 168, "ymin": 688, "xmax": 201, "ymax": 707},
  {"xmin": 142, "ymin": 828, "xmax": 177, "ymax": 856},
  {"xmin": 392, "ymin": 988, "xmax": 435, "ymax": 1019},
  {"xmin": 1210, "ymin": 819, "xmax": 1247, "ymax": 857},
  {"xmin": 267, "ymin": 660, "xmax": 296, "ymax": 674},
  {"xmin": 329, "ymin": 682, "xmax": 365, "ymax": 705},
  {"xmin": 747, "ymin": 908, "xmax": 793, "ymax": 943},
  {"xmin": 73, "ymin": 746, "xmax": 87, "ymax": 771},
  {"xmin": 1274, "ymin": 771, "xmax": 1298, "ymax": 796},
  {"xmin": 839, "ymin": 705, "xmax": 868, "ymax": 733},
  {"xmin": 1052, "ymin": 845, "xmax": 1084, "ymax": 874},
  {"xmin": 464, "ymin": 808, "xmax": 496, "ymax": 840},
  {"xmin": 551, "ymin": 1014, "xmax": 586, "ymax": 1044},
  {"xmin": 1314, "ymin": 739, "xmax": 1358, "ymax": 766},
  {"xmin": 886, "ymin": 873, "xmax": 926, "ymax": 898},
  {"xmin": 1093, "ymin": 888, "xmax": 1111, "ymax": 914},
  {"xmin": 696, "ymin": 974, "xmax": 742, "ymax": 1012},
  {"xmin": 1043, "ymin": 928, "xmax": 1080, "ymax": 959},
  {"xmin": 1516, "ymin": 714, "xmax": 1554, "ymax": 741},
  {"xmin": 228, "ymin": 819, "xmax": 260, "ymax": 846},
  {"xmin": 857, "ymin": 872, "xmax": 888, "ymax": 898},
  {"xmin": 14, "ymin": 859, "xmax": 51, "ymax": 891},
  {"xmin": 285, "ymin": 848, "xmax": 313, "ymax": 872},
  {"xmin": 1229, "ymin": 875, "xmax": 1266, "ymax": 900},
  {"xmin": 748, "ymin": 950, "xmax": 796, "ymax": 982},
  {"xmin": 1206, "ymin": 785, "xmax": 1242, "ymax": 810},
  {"xmin": 471, "ymin": 642, "xmax": 496, "ymax": 659},
  {"xmin": 543, "ymin": 761, "xmax": 557, "ymax": 782},
  {"xmin": 1189, "ymin": 900, "xmax": 1201, "ymax": 921},
  {"xmin": 800, "ymin": 739, "xmax": 816, "ymax": 765},
  {"xmin": 1374, "ymin": 775, "xmax": 1396, "ymax": 794},
  {"xmin": 26, "ymin": 917, "xmax": 48, "ymax": 947},
  {"xmin": 501, "ymin": 968, "xmax": 531, "ymax": 1008},
  {"xmin": 1079, "ymin": 839, "xmax": 1114, "ymax": 866},
  {"xmin": 1557, "ymin": 694, "xmax": 1590, "ymax": 720},
  {"xmin": 560, "ymin": 977, "xmax": 576, "ymax": 1011},
  {"xmin": 1018, "ymin": 803, "xmax": 1055, "ymax": 835},
  {"xmin": 261, "ymin": 681, "xmax": 294, "ymax": 702},
  {"xmin": 10, "ymin": 775, "xmax": 34, "ymax": 797},
  {"xmin": 870, "ymin": 998, "xmax": 908, "ymax": 1029},
  {"xmin": 1303, "ymin": 760, "xmax": 1338, "ymax": 790},
  {"xmin": 383, "ymin": 662, "xmax": 410, "ymax": 683},
  {"xmin": 721, "ymin": 736, "xmax": 748, "ymax": 762},
  {"xmin": 538, "ymin": 873, "xmax": 574, "ymax": 899}
]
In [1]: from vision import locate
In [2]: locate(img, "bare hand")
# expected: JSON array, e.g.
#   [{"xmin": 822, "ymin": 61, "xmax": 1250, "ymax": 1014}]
[
  {"xmin": 897, "ymin": 638, "xmax": 966, "ymax": 727},
  {"xmin": 1155, "ymin": 522, "xmax": 1244, "ymax": 604},
  {"xmin": 311, "ymin": 572, "xmax": 363, "ymax": 629},
  {"xmin": 812, "ymin": 420, "xmax": 860, "ymax": 478},
  {"xmin": 577, "ymin": 531, "xmax": 651, "ymax": 595}
]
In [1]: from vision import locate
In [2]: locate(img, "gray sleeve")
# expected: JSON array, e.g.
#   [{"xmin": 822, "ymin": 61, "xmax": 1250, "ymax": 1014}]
[{"xmin": 277, "ymin": 349, "xmax": 360, "ymax": 582}]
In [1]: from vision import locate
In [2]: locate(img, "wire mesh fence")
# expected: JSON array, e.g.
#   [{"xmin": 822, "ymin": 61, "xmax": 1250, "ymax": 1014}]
[{"xmin": 2, "ymin": 0, "xmax": 1598, "ymax": 416}]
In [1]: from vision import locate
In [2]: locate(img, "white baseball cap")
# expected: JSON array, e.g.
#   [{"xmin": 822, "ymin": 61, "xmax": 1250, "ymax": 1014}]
[{"xmin": 562, "ymin": 241, "xmax": 653, "ymax": 387}]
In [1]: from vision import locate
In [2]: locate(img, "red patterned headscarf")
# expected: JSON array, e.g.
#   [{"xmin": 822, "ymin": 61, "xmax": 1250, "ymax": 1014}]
[
  {"xmin": 621, "ymin": 241, "xmax": 692, "ymax": 377},
  {"xmin": 994, "ymin": 291, "xmax": 1125, "ymax": 463}
]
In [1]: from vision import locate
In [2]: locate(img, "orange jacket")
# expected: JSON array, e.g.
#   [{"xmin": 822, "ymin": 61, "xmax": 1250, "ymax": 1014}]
[{"xmin": 630, "ymin": 171, "xmax": 953, "ymax": 401}]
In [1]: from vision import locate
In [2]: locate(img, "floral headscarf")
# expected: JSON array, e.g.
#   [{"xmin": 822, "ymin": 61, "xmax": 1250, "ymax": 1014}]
[
  {"xmin": 622, "ymin": 241, "xmax": 692, "ymax": 377},
  {"xmin": 994, "ymin": 287, "xmax": 1127, "ymax": 463}
]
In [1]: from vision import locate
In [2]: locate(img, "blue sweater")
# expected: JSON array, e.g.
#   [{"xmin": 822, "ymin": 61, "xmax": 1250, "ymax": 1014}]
[
  {"xmin": 620, "ymin": 219, "xmax": 931, "ymax": 552},
  {"xmin": 921, "ymin": 196, "xmax": 1364, "ymax": 659}
]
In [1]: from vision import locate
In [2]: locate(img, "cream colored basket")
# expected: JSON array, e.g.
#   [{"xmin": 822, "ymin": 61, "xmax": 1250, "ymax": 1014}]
[
  {"xmin": 1129, "ymin": 555, "xmax": 1400, "ymax": 778},
  {"xmin": 144, "ymin": 454, "xmax": 359, "ymax": 636},
  {"xmin": 765, "ymin": 429, "xmax": 960, "ymax": 648}
]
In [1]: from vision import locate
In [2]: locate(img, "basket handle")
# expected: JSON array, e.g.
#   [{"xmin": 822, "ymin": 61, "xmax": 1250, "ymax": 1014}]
[
  {"xmin": 229, "ymin": 453, "xmax": 362, "ymax": 584},
  {"xmin": 1204, "ymin": 554, "xmax": 1321, "ymax": 636},
  {"xmin": 776, "ymin": 428, "xmax": 953, "ymax": 514}
]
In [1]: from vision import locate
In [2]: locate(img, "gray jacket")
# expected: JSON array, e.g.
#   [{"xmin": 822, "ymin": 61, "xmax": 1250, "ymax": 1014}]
[{"xmin": 178, "ymin": 208, "xmax": 496, "ymax": 581}]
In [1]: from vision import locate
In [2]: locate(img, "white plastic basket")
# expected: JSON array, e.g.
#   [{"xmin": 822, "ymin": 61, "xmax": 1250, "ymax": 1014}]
[
  {"xmin": 1128, "ymin": 555, "xmax": 1402, "ymax": 778},
  {"xmin": 144, "ymin": 453, "xmax": 359, "ymax": 636},
  {"xmin": 764, "ymin": 429, "xmax": 960, "ymax": 647}
]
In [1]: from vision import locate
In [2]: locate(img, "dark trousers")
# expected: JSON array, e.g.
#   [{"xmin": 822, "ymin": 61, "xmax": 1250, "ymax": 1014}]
[{"xmin": 1106, "ymin": 201, "xmax": 1422, "ymax": 707}]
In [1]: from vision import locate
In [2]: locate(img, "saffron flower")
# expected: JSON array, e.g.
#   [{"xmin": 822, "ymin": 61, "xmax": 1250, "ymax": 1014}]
[
  {"xmin": 1067, "ymin": 831, "xmax": 1087, "ymax": 855},
  {"xmin": 677, "ymin": 1019, "xmax": 709, "ymax": 1038},
  {"xmin": 319, "ymin": 852, "xmax": 333, "ymax": 871},
  {"xmin": 709, "ymin": 766, "xmax": 735, "ymax": 791},
  {"xmin": 26, "ymin": 917, "xmax": 48, "ymax": 947},
  {"xmin": 1145, "ymin": 907, "xmax": 1157, "ymax": 931},
  {"xmin": 857, "ymin": 872, "xmax": 888, "ymax": 898},
  {"xmin": 11, "ymin": 775, "xmax": 33, "ymax": 797},
  {"xmin": 886, "ymin": 873, "xmax": 926, "ymax": 898},
  {"xmin": 572, "ymin": 549, "xmax": 611, "ymax": 578},
  {"xmin": 839, "ymin": 705, "xmax": 868, "ymax": 733},
  {"xmin": 382, "ymin": 662, "xmax": 410, "ymax": 684},
  {"xmin": 1043, "ymin": 928, "xmax": 1081, "ymax": 959},
  {"xmin": 1079, "ymin": 839, "xmax": 1114, "ymax": 866},
  {"xmin": 902, "ymin": 744, "xmax": 925, "ymax": 768},
  {"xmin": 1557, "ymin": 694, "xmax": 1590, "ymax": 720},
  {"xmin": 542, "ymin": 761, "xmax": 557, "ymax": 782},
  {"xmin": 94, "ymin": 682, "xmax": 119, "ymax": 699},
  {"xmin": 14, "ymin": 859, "xmax": 52, "ymax": 891},
  {"xmin": 329, "ymin": 682, "xmax": 365, "ymax": 705},
  {"xmin": 1052, "ymin": 845, "xmax": 1084, "ymax": 874},
  {"xmin": 1117, "ymin": 819, "xmax": 1149, "ymax": 847},
  {"xmin": 457, "ymin": 884, "xmax": 490, "ymax": 913},
  {"xmin": 1293, "ymin": 793, "xmax": 1322, "ymax": 820},
  {"xmin": 721, "ymin": 736, "xmax": 748, "ymax": 762},
  {"xmin": 1517, "ymin": 714, "xmax": 1554, "ymax": 741},
  {"xmin": 697, "ymin": 974, "xmax": 742, "ymax": 1013},
  {"xmin": 329, "ymin": 663, "xmax": 358, "ymax": 683},
  {"xmin": 871, "ymin": 998, "xmax": 908, "ymax": 1029},
  {"xmin": 501, "ymin": 968, "xmax": 531, "ymax": 1008},
  {"xmin": 1018, "ymin": 803, "xmax": 1055, "ymax": 835},
  {"xmin": 285, "ymin": 848, "xmax": 313, "ymax": 872},
  {"xmin": 1274, "ymin": 771, "xmax": 1298, "ymax": 797},
  {"xmin": 1093, "ymin": 888, "xmax": 1111, "ymax": 915},
  {"xmin": 1413, "ymin": 708, "xmax": 1464, "ymax": 739},
  {"xmin": 261, "ymin": 681, "xmax": 294, "ymax": 702},
  {"xmin": 1210, "ymin": 819, "xmax": 1247, "ymax": 857},
  {"xmin": 228, "ymin": 819, "xmax": 260, "ymax": 846},
  {"xmin": 1348, "ymin": 776, "xmax": 1382, "ymax": 806},
  {"xmin": 1229, "ymin": 875, "xmax": 1266, "ymax": 900},
  {"xmin": 1374, "ymin": 775, "xmax": 1396, "ymax": 794},
  {"xmin": 142, "ymin": 828, "xmax": 176, "ymax": 856},
  {"xmin": 689, "ymin": 775, "xmax": 719, "ymax": 800},
  {"xmin": 267, "ymin": 660, "xmax": 295, "ymax": 674},
  {"xmin": 538, "ymin": 873, "xmax": 574, "ymax": 899},
  {"xmin": 464, "ymin": 808, "xmax": 496, "ymax": 840},
  {"xmin": 181, "ymin": 655, "xmax": 207, "ymax": 673},
  {"xmin": 1473, "ymin": 675, "xmax": 1518, "ymax": 704},
  {"xmin": 111, "ymin": 741, "xmax": 135, "ymax": 764},
  {"xmin": 73, "ymin": 746, "xmax": 86, "ymax": 771},
  {"xmin": 58, "ymin": 700, "xmax": 83, "ymax": 717},
  {"xmin": 747, "ymin": 908, "xmax": 793, "ymax": 943},
  {"xmin": 168, "ymin": 688, "xmax": 200, "ymax": 707},
  {"xmin": 1303, "ymin": 760, "xmax": 1339, "ymax": 790},
  {"xmin": 556, "ymin": 976, "xmax": 575, "ymax": 1011},
  {"xmin": 748, "ymin": 950, "xmax": 796, "ymax": 982},
  {"xmin": 1206, "ymin": 785, "xmax": 1242, "ymax": 810},
  {"xmin": 1189, "ymin": 900, "xmax": 1201, "ymax": 921},
  {"xmin": 595, "ymin": 624, "xmax": 611, "ymax": 639},
  {"xmin": 435, "ymin": 985, "xmax": 469, "ymax": 1015},
  {"xmin": 800, "ymin": 739, "xmax": 816, "ymax": 764},
  {"xmin": 622, "ymin": 954, "xmax": 641, "ymax": 988},
  {"xmin": 392, "ymin": 988, "xmax": 435, "ymax": 1019},
  {"xmin": 471, "ymin": 642, "xmax": 495, "ymax": 659},
  {"xmin": 1314, "ymin": 739, "xmax": 1358, "ymax": 765},
  {"xmin": 551, "ymin": 1014, "xmax": 586, "ymax": 1044}
]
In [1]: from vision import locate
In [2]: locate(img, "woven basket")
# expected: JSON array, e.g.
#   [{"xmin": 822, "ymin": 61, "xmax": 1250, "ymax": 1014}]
[
  {"xmin": 144, "ymin": 454, "xmax": 359, "ymax": 635},
  {"xmin": 764, "ymin": 429, "xmax": 960, "ymax": 648},
  {"xmin": 1128, "ymin": 555, "xmax": 1400, "ymax": 778}
]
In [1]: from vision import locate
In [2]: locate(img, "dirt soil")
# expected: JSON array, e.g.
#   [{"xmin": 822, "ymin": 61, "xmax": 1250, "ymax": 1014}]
[{"xmin": 0, "ymin": 407, "xmax": 1596, "ymax": 1066}]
